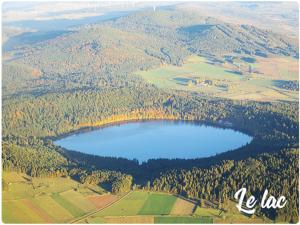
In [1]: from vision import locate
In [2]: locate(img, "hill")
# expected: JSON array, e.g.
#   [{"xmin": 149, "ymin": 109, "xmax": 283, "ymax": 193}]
[
  {"xmin": 3, "ymin": 8, "xmax": 298, "ymax": 97},
  {"xmin": 2, "ymin": 4, "xmax": 299, "ymax": 223}
]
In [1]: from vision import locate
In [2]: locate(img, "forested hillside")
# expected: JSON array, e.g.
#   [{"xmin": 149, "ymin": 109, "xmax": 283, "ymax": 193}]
[
  {"xmin": 2, "ymin": 5, "xmax": 299, "ymax": 223},
  {"xmin": 3, "ymin": 9, "xmax": 298, "ymax": 97},
  {"xmin": 151, "ymin": 149, "xmax": 299, "ymax": 223}
]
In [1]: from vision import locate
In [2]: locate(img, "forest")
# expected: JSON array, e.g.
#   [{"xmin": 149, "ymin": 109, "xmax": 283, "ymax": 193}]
[{"xmin": 2, "ymin": 5, "xmax": 299, "ymax": 223}]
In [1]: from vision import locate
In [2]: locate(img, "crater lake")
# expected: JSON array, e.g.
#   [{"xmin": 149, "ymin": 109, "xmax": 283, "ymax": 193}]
[{"xmin": 54, "ymin": 120, "xmax": 252, "ymax": 162}]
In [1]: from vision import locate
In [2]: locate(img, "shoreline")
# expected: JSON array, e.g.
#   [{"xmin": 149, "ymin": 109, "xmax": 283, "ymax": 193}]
[
  {"xmin": 48, "ymin": 117, "xmax": 253, "ymax": 146},
  {"xmin": 49, "ymin": 118, "xmax": 181, "ymax": 142}
]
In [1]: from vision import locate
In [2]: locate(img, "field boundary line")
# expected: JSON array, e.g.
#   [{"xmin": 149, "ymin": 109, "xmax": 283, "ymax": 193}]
[{"xmin": 69, "ymin": 191, "xmax": 132, "ymax": 224}]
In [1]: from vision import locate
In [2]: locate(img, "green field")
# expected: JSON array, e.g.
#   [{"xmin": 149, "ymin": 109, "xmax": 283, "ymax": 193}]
[
  {"xmin": 32, "ymin": 196, "xmax": 74, "ymax": 222},
  {"xmin": 60, "ymin": 190, "xmax": 96, "ymax": 212},
  {"xmin": 136, "ymin": 55, "xmax": 298, "ymax": 102},
  {"xmin": 194, "ymin": 206, "xmax": 222, "ymax": 217},
  {"xmin": 94, "ymin": 191, "xmax": 150, "ymax": 217},
  {"xmin": 80, "ymin": 192, "xmax": 201, "ymax": 224},
  {"xmin": 3, "ymin": 172, "xmax": 269, "ymax": 223},
  {"xmin": 3, "ymin": 200, "xmax": 46, "ymax": 223},
  {"xmin": 51, "ymin": 193, "xmax": 85, "ymax": 217},
  {"xmin": 139, "ymin": 193, "xmax": 177, "ymax": 215}
]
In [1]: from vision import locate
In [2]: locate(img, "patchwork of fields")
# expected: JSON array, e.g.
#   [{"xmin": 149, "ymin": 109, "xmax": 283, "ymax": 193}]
[
  {"xmin": 77, "ymin": 191, "xmax": 267, "ymax": 224},
  {"xmin": 2, "ymin": 172, "xmax": 268, "ymax": 223},
  {"xmin": 78, "ymin": 191, "xmax": 209, "ymax": 224},
  {"xmin": 2, "ymin": 172, "xmax": 116, "ymax": 223},
  {"xmin": 136, "ymin": 55, "xmax": 298, "ymax": 102}
]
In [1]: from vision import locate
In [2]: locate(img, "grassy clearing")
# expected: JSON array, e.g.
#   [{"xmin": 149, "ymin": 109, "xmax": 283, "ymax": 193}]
[
  {"xmin": 138, "ymin": 193, "xmax": 177, "ymax": 215},
  {"xmin": 212, "ymin": 200, "xmax": 268, "ymax": 223},
  {"xmin": 154, "ymin": 216, "xmax": 213, "ymax": 224},
  {"xmin": 3, "ymin": 182, "xmax": 36, "ymax": 200},
  {"xmin": 253, "ymin": 56, "xmax": 298, "ymax": 80},
  {"xmin": 3, "ymin": 171, "xmax": 31, "ymax": 183},
  {"xmin": 194, "ymin": 206, "xmax": 222, "ymax": 217},
  {"xmin": 3, "ymin": 172, "xmax": 35, "ymax": 201},
  {"xmin": 51, "ymin": 193, "xmax": 85, "ymax": 218},
  {"xmin": 136, "ymin": 55, "xmax": 240, "ymax": 91},
  {"xmin": 136, "ymin": 55, "xmax": 298, "ymax": 102},
  {"xmin": 2, "ymin": 172, "xmax": 82, "ymax": 201},
  {"xmin": 31, "ymin": 176, "xmax": 80, "ymax": 194}
]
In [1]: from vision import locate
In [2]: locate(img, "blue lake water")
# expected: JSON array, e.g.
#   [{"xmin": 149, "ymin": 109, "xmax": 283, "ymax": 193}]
[{"xmin": 54, "ymin": 120, "xmax": 252, "ymax": 162}]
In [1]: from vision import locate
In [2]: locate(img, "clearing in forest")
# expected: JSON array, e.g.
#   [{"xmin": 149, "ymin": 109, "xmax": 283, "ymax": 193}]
[{"xmin": 136, "ymin": 55, "xmax": 298, "ymax": 102}]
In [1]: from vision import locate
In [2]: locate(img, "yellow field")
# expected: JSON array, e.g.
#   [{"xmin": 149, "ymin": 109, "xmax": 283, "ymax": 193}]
[
  {"xmin": 32, "ymin": 196, "xmax": 74, "ymax": 222},
  {"xmin": 211, "ymin": 200, "xmax": 269, "ymax": 224},
  {"xmin": 2, "ymin": 172, "xmax": 271, "ymax": 223},
  {"xmin": 81, "ymin": 191, "xmax": 214, "ymax": 224},
  {"xmin": 194, "ymin": 206, "xmax": 222, "ymax": 217},
  {"xmin": 170, "ymin": 198, "xmax": 196, "ymax": 215},
  {"xmin": 3, "ymin": 200, "xmax": 46, "ymax": 223},
  {"xmin": 104, "ymin": 215, "xmax": 155, "ymax": 223},
  {"xmin": 2, "ymin": 171, "xmax": 113, "ymax": 223},
  {"xmin": 93, "ymin": 191, "xmax": 150, "ymax": 217},
  {"xmin": 60, "ymin": 189, "xmax": 96, "ymax": 213}
]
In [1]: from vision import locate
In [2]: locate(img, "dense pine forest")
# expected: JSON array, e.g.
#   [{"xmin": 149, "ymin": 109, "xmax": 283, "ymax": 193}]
[{"xmin": 2, "ymin": 4, "xmax": 299, "ymax": 223}]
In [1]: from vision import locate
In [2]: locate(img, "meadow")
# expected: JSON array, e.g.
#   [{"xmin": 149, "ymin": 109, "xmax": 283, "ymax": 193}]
[{"xmin": 136, "ymin": 55, "xmax": 298, "ymax": 102}]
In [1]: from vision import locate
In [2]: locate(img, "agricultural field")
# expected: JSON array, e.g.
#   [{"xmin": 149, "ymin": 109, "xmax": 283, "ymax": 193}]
[
  {"xmin": 211, "ymin": 200, "xmax": 271, "ymax": 224},
  {"xmin": 139, "ymin": 193, "xmax": 177, "ymax": 215},
  {"xmin": 78, "ymin": 191, "xmax": 204, "ymax": 224},
  {"xmin": 154, "ymin": 216, "xmax": 213, "ymax": 224},
  {"xmin": 170, "ymin": 197, "xmax": 196, "ymax": 215},
  {"xmin": 3, "ymin": 172, "xmax": 270, "ymax": 223},
  {"xmin": 136, "ymin": 55, "xmax": 299, "ymax": 102},
  {"xmin": 2, "ymin": 172, "xmax": 118, "ymax": 223},
  {"xmin": 77, "ymin": 191, "xmax": 268, "ymax": 224}
]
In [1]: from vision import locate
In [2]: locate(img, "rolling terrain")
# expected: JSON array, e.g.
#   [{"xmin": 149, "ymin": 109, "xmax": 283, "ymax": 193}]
[
  {"xmin": 2, "ymin": 7, "xmax": 298, "ymax": 98},
  {"xmin": 2, "ymin": 2, "xmax": 299, "ymax": 223},
  {"xmin": 137, "ymin": 55, "xmax": 298, "ymax": 101}
]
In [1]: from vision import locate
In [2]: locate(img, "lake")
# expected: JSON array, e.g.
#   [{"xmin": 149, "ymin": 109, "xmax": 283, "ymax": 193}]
[{"xmin": 54, "ymin": 120, "xmax": 252, "ymax": 162}]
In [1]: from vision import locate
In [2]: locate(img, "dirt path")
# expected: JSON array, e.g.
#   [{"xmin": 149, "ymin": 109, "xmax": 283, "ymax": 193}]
[{"xmin": 69, "ymin": 191, "xmax": 132, "ymax": 224}]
